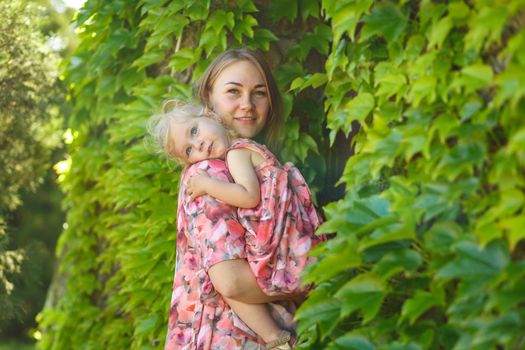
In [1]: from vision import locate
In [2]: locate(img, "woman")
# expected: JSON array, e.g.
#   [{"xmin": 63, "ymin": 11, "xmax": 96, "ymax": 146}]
[{"xmin": 164, "ymin": 49, "xmax": 301, "ymax": 350}]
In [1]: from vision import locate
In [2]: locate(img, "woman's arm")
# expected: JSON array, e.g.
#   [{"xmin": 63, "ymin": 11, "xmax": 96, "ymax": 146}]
[{"xmin": 187, "ymin": 148, "xmax": 260, "ymax": 208}]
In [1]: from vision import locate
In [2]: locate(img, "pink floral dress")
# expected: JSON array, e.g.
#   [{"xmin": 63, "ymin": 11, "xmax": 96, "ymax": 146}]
[
  {"xmin": 165, "ymin": 160, "xmax": 294, "ymax": 350},
  {"xmin": 228, "ymin": 139, "xmax": 324, "ymax": 295}
]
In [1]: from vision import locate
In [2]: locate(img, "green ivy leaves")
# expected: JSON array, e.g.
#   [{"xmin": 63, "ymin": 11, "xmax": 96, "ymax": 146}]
[
  {"xmin": 40, "ymin": 1, "xmax": 525, "ymax": 350},
  {"xmin": 299, "ymin": 0, "xmax": 525, "ymax": 349}
]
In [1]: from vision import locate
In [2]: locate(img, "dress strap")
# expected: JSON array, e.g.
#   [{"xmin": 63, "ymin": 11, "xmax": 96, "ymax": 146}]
[{"xmin": 228, "ymin": 138, "xmax": 277, "ymax": 164}]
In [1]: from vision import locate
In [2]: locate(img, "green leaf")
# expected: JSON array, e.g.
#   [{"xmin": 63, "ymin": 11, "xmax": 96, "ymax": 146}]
[
  {"xmin": 303, "ymin": 236, "xmax": 361, "ymax": 284},
  {"xmin": 335, "ymin": 273, "xmax": 386, "ymax": 323},
  {"xmin": 373, "ymin": 248, "xmax": 422, "ymax": 280},
  {"xmin": 374, "ymin": 62, "xmax": 407, "ymax": 100},
  {"xmin": 400, "ymin": 289, "xmax": 445, "ymax": 325},
  {"xmin": 506, "ymin": 127, "xmax": 525, "ymax": 156},
  {"xmin": 131, "ymin": 50, "xmax": 165, "ymax": 70},
  {"xmin": 267, "ymin": 0, "xmax": 297, "ymax": 22},
  {"xmin": 96, "ymin": 75, "xmax": 118, "ymax": 98},
  {"xmin": 451, "ymin": 64, "xmax": 494, "ymax": 93},
  {"xmin": 250, "ymin": 28, "xmax": 278, "ymax": 51},
  {"xmin": 168, "ymin": 47, "xmax": 199, "ymax": 71},
  {"xmin": 344, "ymin": 92, "xmax": 375, "ymax": 125},
  {"xmin": 498, "ymin": 215, "xmax": 525, "ymax": 250},
  {"xmin": 427, "ymin": 15, "xmax": 453, "ymax": 49},
  {"xmin": 290, "ymin": 77, "xmax": 305, "ymax": 91},
  {"xmin": 296, "ymin": 293, "xmax": 342, "ymax": 337},
  {"xmin": 232, "ymin": 14, "xmax": 257, "ymax": 41},
  {"xmin": 380, "ymin": 341, "xmax": 422, "ymax": 350},
  {"xmin": 436, "ymin": 141, "xmax": 486, "ymax": 181},
  {"xmin": 409, "ymin": 76, "xmax": 437, "ymax": 107},
  {"xmin": 464, "ymin": 5, "xmax": 508, "ymax": 53},
  {"xmin": 300, "ymin": 0, "xmax": 320, "ymax": 20},
  {"xmin": 331, "ymin": 1, "xmax": 373, "ymax": 44},
  {"xmin": 448, "ymin": 2, "xmax": 470, "ymax": 19},
  {"xmin": 487, "ymin": 276, "xmax": 525, "ymax": 312},
  {"xmin": 206, "ymin": 10, "xmax": 234, "ymax": 31},
  {"xmin": 326, "ymin": 334, "xmax": 376, "ymax": 350},
  {"xmin": 436, "ymin": 241, "xmax": 508, "ymax": 282},
  {"xmin": 423, "ymin": 219, "xmax": 463, "ymax": 249},
  {"xmin": 116, "ymin": 67, "xmax": 146, "ymax": 95},
  {"xmin": 361, "ymin": 3, "xmax": 408, "ymax": 43},
  {"xmin": 135, "ymin": 314, "xmax": 159, "ymax": 335},
  {"xmin": 359, "ymin": 220, "xmax": 415, "ymax": 250},
  {"xmin": 475, "ymin": 221, "xmax": 502, "ymax": 248},
  {"xmin": 199, "ymin": 28, "xmax": 227, "ymax": 56},
  {"xmin": 293, "ymin": 73, "xmax": 327, "ymax": 92},
  {"xmin": 185, "ymin": 0, "xmax": 210, "ymax": 20}
]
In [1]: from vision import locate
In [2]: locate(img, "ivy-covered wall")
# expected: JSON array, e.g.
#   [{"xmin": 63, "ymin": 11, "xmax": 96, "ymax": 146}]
[{"xmin": 39, "ymin": 1, "xmax": 525, "ymax": 349}]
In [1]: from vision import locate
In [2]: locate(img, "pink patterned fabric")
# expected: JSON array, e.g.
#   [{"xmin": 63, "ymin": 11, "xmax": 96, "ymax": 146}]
[
  {"xmin": 229, "ymin": 139, "xmax": 324, "ymax": 295},
  {"xmin": 165, "ymin": 160, "xmax": 258, "ymax": 350},
  {"xmin": 165, "ymin": 142, "xmax": 323, "ymax": 349}
]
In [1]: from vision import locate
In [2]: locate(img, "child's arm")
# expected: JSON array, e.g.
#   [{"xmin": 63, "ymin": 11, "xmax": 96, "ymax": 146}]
[{"xmin": 186, "ymin": 148, "xmax": 260, "ymax": 208}]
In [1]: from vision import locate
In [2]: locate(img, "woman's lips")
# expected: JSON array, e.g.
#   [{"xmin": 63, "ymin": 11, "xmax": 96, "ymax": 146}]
[{"xmin": 235, "ymin": 116, "xmax": 256, "ymax": 123}]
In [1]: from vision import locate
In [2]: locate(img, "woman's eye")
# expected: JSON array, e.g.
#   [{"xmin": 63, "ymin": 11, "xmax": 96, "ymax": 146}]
[
  {"xmin": 185, "ymin": 146, "xmax": 192, "ymax": 156},
  {"xmin": 254, "ymin": 90, "xmax": 267, "ymax": 97},
  {"xmin": 227, "ymin": 88, "xmax": 239, "ymax": 95},
  {"xmin": 190, "ymin": 126, "xmax": 198, "ymax": 136}
]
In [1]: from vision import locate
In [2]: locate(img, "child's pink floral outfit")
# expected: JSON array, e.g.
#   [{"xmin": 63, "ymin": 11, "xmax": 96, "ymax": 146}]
[
  {"xmin": 165, "ymin": 139, "xmax": 323, "ymax": 349},
  {"xmin": 228, "ymin": 139, "xmax": 323, "ymax": 295},
  {"xmin": 165, "ymin": 160, "xmax": 294, "ymax": 350}
]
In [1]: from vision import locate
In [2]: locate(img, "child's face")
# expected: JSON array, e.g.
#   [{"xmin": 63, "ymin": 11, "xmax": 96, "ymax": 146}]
[{"xmin": 170, "ymin": 116, "xmax": 231, "ymax": 164}]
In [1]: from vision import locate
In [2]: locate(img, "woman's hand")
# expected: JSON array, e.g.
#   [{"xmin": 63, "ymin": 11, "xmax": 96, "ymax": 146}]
[{"xmin": 187, "ymin": 169, "xmax": 211, "ymax": 201}]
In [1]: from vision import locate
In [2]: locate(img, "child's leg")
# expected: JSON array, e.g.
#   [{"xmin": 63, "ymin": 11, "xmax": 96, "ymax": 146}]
[{"xmin": 222, "ymin": 296, "xmax": 284, "ymax": 344}]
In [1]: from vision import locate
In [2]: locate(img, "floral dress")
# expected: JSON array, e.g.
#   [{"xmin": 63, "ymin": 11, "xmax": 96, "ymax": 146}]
[
  {"xmin": 165, "ymin": 160, "xmax": 294, "ymax": 350},
  {"xmin": 228, "ymin": 139, "xmax": 324, "ymax": 296}
]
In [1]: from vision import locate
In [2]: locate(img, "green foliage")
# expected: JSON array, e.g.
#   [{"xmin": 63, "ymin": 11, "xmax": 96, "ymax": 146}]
[
  {"xmin": 0, "ymin": 0, "xmax": 63, "ymax": 327},
  {"xmin": 39, "ymin": 0, "xmax": 525, "ymax": 349},
  {"xmin": 0, "ymin": 0, "xmax": 61, "ymax": 213},
  {"xmin": 295, "ymin": 0, "xmax": 525, "ymax": 349}
]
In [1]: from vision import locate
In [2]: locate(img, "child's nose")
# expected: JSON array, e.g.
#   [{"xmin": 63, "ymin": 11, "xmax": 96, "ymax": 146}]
[{"xmin": 194, "ymin": 139, "xmax": 204, "ymax": 151}]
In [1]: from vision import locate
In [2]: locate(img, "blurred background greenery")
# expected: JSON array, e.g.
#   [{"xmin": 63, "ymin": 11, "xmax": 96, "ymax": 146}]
[{"xmin": 0, "ymin": 0, "xmax": 81, "ymax": 347}]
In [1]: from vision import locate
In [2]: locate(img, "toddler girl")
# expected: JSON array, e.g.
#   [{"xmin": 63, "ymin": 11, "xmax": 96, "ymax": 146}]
[{"xmin": 149, "ymin": 100, "xmax": 323, "ymax": 349}]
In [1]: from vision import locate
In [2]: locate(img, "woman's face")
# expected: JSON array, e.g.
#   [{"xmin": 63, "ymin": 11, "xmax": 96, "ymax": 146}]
[{"xmin": 208, "ymin": 60, "xmax": 270, "ymax": 138}]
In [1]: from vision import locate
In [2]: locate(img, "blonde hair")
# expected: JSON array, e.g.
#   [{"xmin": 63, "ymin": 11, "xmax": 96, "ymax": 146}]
[
  {"xmin": 197, "ymin": 48, "xmax": 284, "ymax": 151},
  {"xmin": 147, "ymin": 100, "xmax": 204, "ymax": 162},
  {"xmin": 147, "ymin": 99, "xmax": 238, "ymax": 163}
]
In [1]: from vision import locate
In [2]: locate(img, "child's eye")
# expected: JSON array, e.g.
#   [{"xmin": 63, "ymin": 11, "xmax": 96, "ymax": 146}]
[
  {"xmin": 190, "ymin": 126, "xmax": 198, "ymax": 136},
  {"xmin": 185, "ymin": 146, "xmax": 192, "ymax": 156}
]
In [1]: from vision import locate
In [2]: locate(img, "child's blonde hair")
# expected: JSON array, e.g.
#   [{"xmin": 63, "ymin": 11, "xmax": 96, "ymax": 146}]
[
  {"xmin": 147, "ymin": 99, "xmax": 238, "ymax": 163},
  {"xmin": 147, "ymin": 99, "xmax": 204, "ymax": 162}
]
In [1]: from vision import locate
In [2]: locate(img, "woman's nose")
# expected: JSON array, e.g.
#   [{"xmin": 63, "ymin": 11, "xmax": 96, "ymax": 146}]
[{"xmin": 239, "ymin": 93, "xmax": 254, "ymax": 110}]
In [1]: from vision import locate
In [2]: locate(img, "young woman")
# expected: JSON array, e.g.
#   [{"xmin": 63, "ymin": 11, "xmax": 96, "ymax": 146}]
[{"xmin": 158, "ymin": 49, "xmax": 309, "ymax": 350}]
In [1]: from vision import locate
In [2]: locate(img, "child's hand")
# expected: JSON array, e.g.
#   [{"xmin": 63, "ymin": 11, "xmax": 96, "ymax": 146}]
[{"xmin": 187, "ymin": 169, "xmax": 210, "ymax": 201}]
